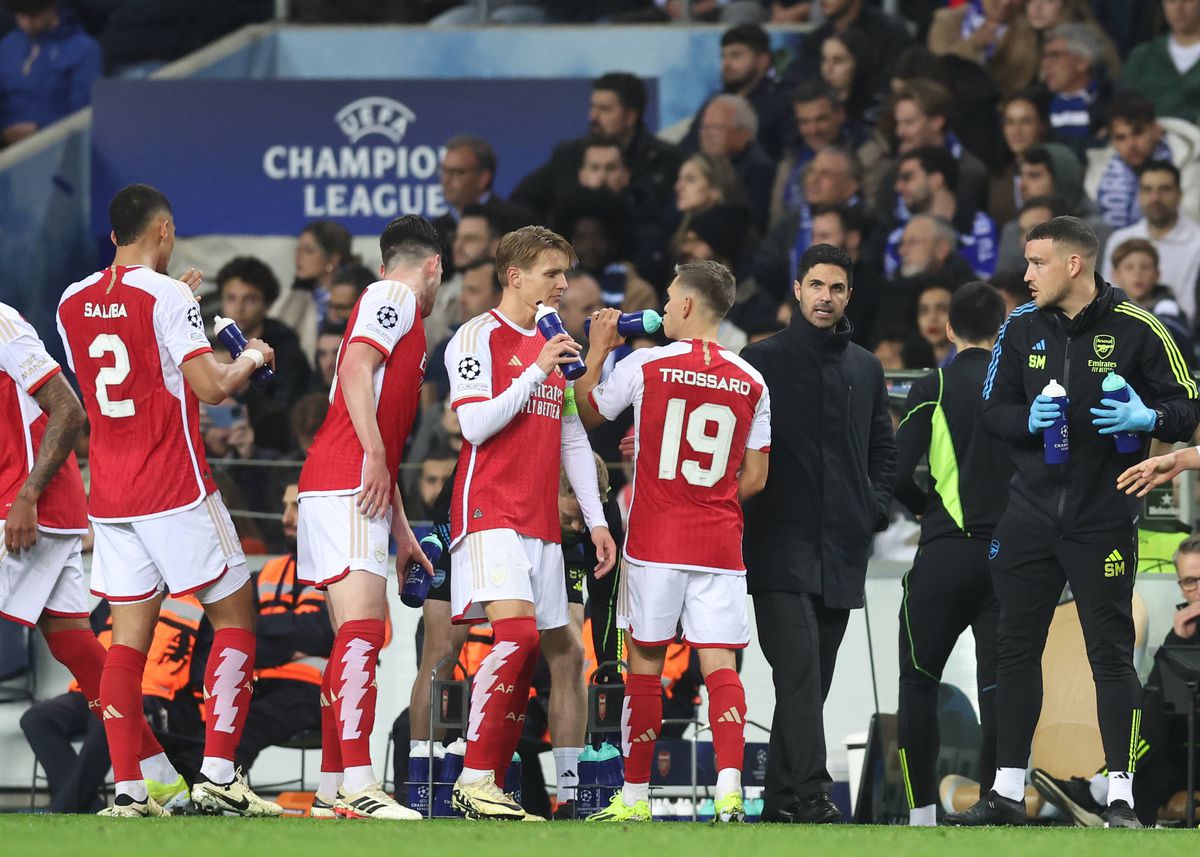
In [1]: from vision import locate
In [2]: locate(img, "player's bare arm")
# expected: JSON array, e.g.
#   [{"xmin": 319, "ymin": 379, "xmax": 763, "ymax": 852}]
[
  {"xmin": 391, "ymin": 485, "xmax": 433, "ymax": 592},
  {"xmin": 1117, "ymin": 447, "xmax": 1200, "ymax": 497},
  {"xmin": 181, "ymin": 339, "xmax": 275, "ymax": 404},
  {"xmin": 337, "ymin": 341, "xmax": 392, "ymax": 519},
  {"xmin": 573, "ymin": 308, "xmax": 624, "ymax": 429},
  {"xmin": 738, "ymin": 449, "xmax": 770, "ymax": 503},
  {"xmin": 4, "ymin": 374, "xmax": 85, "ymax": 554}
]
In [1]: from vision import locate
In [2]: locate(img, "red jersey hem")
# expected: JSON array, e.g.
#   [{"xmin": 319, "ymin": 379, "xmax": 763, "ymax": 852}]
[
  {"xmin": 348, "ymin": 335, "xmax": 390, "ymax": 359},
  {"xmin": 680, "ymin": 637, "xmax": 748, "ymax": 650},
  {"xmin": 25, "ymin": 364, "xmax": 62, "ymax": 395},
  {"xmin": 0, "ymin": 607, "xmax": 35, "ymax": 628},
  {"xmin": 182, "ymin": 345, "xmax": 213, "ymax": 363},
  {"xmin": 171, "ymin": 565, "xmax": 228, "ymax": 597}
]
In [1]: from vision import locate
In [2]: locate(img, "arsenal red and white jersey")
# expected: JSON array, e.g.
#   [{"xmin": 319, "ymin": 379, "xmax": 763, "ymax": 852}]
[
  {"xmin": 589, "ymin": 339, "xmax": 771, "ymax": 574},
  {"xmin": 57, "ymin": 265, "xmax": 216, "ymax": 522},
  {"xmin": 446, "ymin": 310, "xmax": 566, "ymax": 546},
  {"xmin": 299, "ymin": 280, "xmax": 426, "ymax": 497},
  {"xmin": 0, "ymin": 303, "xmax": 87, "ymax": 533}
]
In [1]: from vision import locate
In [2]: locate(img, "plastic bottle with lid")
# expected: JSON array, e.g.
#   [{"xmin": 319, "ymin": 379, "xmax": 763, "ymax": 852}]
[
  {"xmin": 1042, "ymin": 378, "xmax": 1069, "ymax": 464},
  {"xmin": 1102, "ymin": 372, "xmax": 1143, "ymax": 454}
]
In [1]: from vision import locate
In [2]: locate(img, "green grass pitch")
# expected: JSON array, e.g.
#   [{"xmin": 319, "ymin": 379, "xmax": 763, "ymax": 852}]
[{"xmin": 0, "ymin": 816, "xmax": 1194, "ymax": 857}]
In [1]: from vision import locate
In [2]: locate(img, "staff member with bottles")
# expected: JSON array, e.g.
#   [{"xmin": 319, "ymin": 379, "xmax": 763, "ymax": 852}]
[{"xmin": 946, "ymin": 216, "xmax": 1200, "ymax": 829}]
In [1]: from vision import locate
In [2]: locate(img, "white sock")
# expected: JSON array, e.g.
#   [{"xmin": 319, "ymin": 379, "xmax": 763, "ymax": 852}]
[
  {"xmin": 318, "ymin": 771, "xmax": 342, "ymax": 800},
  {"xmin": 200, "ymin": 757, "xmax": 235, "ymax": 785},
  {"xmin": 554, "ymin": 747, "xmax": 582, "ymax": 800},
  {"xmin": 992, "ymin": 767, "xmax": 1025, "ymax": 802},
  {"xmin": 460, "ymin": 766, "xmax": 492, "ymax": 784},
  {"xmin": 715, "ymin": 768, "xmax": 741, "ymax": 802},
  {"xmin": 342, "ymin": 764, "xmax": 375, "ymax": 793},
  {"xmin": 116, "ymin": 779, "xmax": 148, "ymax": 802},
  {"xmin": 909, "ymin": 804, "xmax": 937, "ymax": 826},
  {"xmin": 1107, "ymin": 772, "xmax": 1134, "ymax": 807},
  {"xmin": 139, "ymin": 752, "xmax": 178, "ymax": 784},
  {"xmin": 1089, "ymin": 773, "xmax": 1108, "ymax": 805},
  {"xmin": 622, "ymin": 781, "xmax": 649, "ymax": 805}
]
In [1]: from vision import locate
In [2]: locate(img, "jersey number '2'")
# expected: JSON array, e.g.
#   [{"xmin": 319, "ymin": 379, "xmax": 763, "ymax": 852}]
[{"xmin": 88, "ymin": 333, "xmax": 135, "ymax": 418}]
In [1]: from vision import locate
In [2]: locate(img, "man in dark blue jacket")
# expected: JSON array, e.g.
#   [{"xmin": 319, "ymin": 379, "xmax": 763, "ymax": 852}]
[{"xmin": 947, "ymin": 216, "xmax": 1200, "ymax": 828}]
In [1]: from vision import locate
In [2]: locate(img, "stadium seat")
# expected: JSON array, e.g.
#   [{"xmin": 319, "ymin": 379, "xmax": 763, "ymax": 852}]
[{"xmin": 0, "ymin": 619, "xmax": 36, "ymax": 704}]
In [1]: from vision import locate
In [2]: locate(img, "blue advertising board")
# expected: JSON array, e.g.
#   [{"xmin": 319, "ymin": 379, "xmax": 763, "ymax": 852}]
[{"xmin": 91, "ymin": 78, "xmax": 655, "ymax": 237}]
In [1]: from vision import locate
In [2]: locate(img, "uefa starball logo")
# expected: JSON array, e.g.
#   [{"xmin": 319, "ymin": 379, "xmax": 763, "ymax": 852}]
[{"xmin": 334, "ymin": 96, "xmax": 417, "ymax": 144}]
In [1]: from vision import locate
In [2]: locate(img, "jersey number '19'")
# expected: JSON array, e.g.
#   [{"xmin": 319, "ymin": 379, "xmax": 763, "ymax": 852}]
[
  {"xmin": 657, "ymin": 398, "xmax": 735, "ymax": 487},
  {"xmin": 88, "ymin": 333, "xmax": 135, "ymax": 418}
]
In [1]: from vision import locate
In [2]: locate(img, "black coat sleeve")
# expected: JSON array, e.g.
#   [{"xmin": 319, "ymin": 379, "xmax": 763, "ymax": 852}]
[
  {"xmin": 867, "ymin": 359, "xmax": 898, "ymax": 530},
  {"xmin": 893, "ymin": 371, "xmax": 937, "ymax": 517},
  {"xmin": 254, "ymin": 594, "xmax": 335, "ymax": 669},
  {"xmin": 982, "ymin": 313, "xmax": 1038, "ymax": 445},
  {"xmin": 1126, "ymin": 309, "xmax": 1200, "ymax": 442}
]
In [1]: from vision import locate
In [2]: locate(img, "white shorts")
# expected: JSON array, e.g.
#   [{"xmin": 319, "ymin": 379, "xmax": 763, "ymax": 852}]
[
  {"xmin": 451, "ymin": 529, "xmax": 567, "ymax": 631},
  {"xmin": 617, "ymin": 560, "xmax": 749, "ymax": 648},
  {"xmin": 296, "ymin": 492, "xmax": 391, "ymax": 588},
  {"xmin": 0, "ymin": 528, "xmax": 87, "ymax": 626},
  {"xmin": 91, "ymin": 492, "xmax": 249, "ymax": 605}
]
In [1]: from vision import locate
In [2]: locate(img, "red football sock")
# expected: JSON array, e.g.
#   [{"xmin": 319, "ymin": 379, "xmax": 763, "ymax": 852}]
[
  {"xmin": 44, "ymin": 629, "xmax": 106, "ymax": 716},
  {"xmin": 621, "ymin": 673, "xmax": 664, "ymax": 785},
  {"xmin": 320, "ymin": 662, "xmax": 343, "ymax": 775},
  {"xmin": 330, "ymin": 619, "xmax": 385, "ymax": 769},
  {"xmin": 464, "ymin": 615, "xmax": 539, "ymax": 777},
  {"xmin": 203, "ymin": 627, "xmax": 256, "ymax": 762},
  {"xmin": 705, "ymin": 668, "xmax": 746, "ymax": 773},
  {"xmin": 100, "ymin": 645, "xmax": 149, "ymax": 783}
]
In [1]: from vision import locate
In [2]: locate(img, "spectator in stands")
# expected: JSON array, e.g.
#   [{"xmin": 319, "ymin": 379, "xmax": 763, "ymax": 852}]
[
  {"xmin": 553, "ymin": 186, "xmax": 658, "ymax": 309},
  {"xmin": 326, "ymin": 263, "xmax": 374, "ymax": 325},
  {"xmin": 991, "ymin": 268, "xmax": 1034, "ymax": 315},
  {"xmin": 682, "ymin": 24, "xmax": 794, "ymax": 161},
  {"xmin": 895, "ymin": 215, "xmax": 977, "ymax": 287},
  {"xmin": 914, "ymin": 279, "xmax": 955, "ymax": 366},
  {"xmin": 426, "ymin": 259, "xmax": 502, "ymax": 403},
  {"xmin": 404, "ymin": 449, "xmax": 457, "ymax": 521},
  {"xmin": 989, "ymin": 91, "xmax": 1051, "ymax": 227},
  {"xmin": 866, "ymin": 80, "xmax": 990, "ymax": 222},
  {"xmin": 1101, "ymin": 161, "xmax": 1200, "ymax": 322},
  {"xmin": 1037, "ymin": 23, "xmax": 1111, "ymax": 159},
  {"xmin": 578, "ymin": 136, "xmax": 631, "ymax": 195},
  {"xmin": 218, "ymin": 256, "xmax": 313, "ymax": 445},
  {"xmin": 996, "ymin": 194, "xmax": 1067, "ymax": 274},
  {"xmin": 771, "ymin": 81, "xmax": 868, "ymax": 224},
  {"xmin": 795, "ymin": 0, "xmax": 913, "ymax": 95},
  {"xmin": 288, "ymin": 392, "xmax": 329, "ymax": 458},
  {"xmin": 0, "ymin": 0, "xmax": 100, "ymax": 145},
  {"xmin": 1024, "ymin": 0, "xmax": 1121, "ymax": 80},
  {"xmin": 1087, "ymin": 92, "xmax": 1200, "ymax": 231},
  {"xmin": 1121, "ymin": 0, "xmax": 1200, "ymax": 122},
  {"xmin": 278, "ymin": 220, "xmax": 355, "ymax": 358},
  {"xmin": 311, "ymin": 319, "xmax": 345, "ymax": 392},
  {"xmin": 872, "ymin": 325, "xmax": 937, "ymax": 371},
  {"xmin": 1018, "ymin": 143, "xmax": 1110, "ymax": 245},
  {"xmin": 512, "ymin": 72, "xmax": 684, "ymax": 224},
  {"xmin": 885, "ymin": 146, "xmax": 998, "ymax": 280},
  {"xmin": 810, "ymin": 203, "xmax": 883, "ymax": 345},
  {"xmin": 927, "ymin": 0, "xmax": 1038, "ymax": 98},
  {"xmin": 697, "ymin": 93, "xmax": 775, "ymax": 231},
  {"xmin": 20, "ymin": 598, "xmax": 203, "ymax": 812},
  {"xmin": 235, "ymin": 484, "xmax": 332, "ymax": 774},
  {"xmin": 1107, "ymin": 238, "xmax": 1195, "ymax": 360},
  {"xmin": 671, "ymin": 153, "xmax": 748, "ymax": 259},
  {"xmin": 558, "ymin": 268, "xmax": 604, "ymax": 344},
  {"xmin": 818, "ymin": 29, "xmax": 884, "ymax": 127}
]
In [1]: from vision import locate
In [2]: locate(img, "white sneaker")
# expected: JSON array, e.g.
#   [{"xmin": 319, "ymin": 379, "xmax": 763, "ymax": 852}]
[
  {"xmin": 310, "ymin": 794, "xmax": 338, "ymax": 819},
  {"xmin": 334, "ymin": 784, "xmax": 423, "ymax": 820},
  {"xmin": 98, "ymin": 793, "xmax": 171, "ymax": 818},
  {"xmin": 451, "ymin": 772, "xmax": 526, "ymax": 820},
  {"xmin": 190, "ymin": 768, "xmax": 282, "ymax": 817}
]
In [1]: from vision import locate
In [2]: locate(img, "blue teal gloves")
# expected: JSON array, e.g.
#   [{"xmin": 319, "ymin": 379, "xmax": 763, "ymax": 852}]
[
  {"xmin": 1090, "ymin": 384, "xmax": 1155, "ymax": 434},
  {"xmin": 1028, "ymin": 394, "xmax": 1062, "ymax": 434}
]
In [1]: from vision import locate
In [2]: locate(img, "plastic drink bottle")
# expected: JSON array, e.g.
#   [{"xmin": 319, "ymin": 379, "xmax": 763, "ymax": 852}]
[
  {"xmin": 594, "ymin": 742, "xmax": 624, "ymax": 810},
  {"xmin": 400, "ymin": 534, "xmax": 444, "ymax": 608},
  {"xmin": 407, "ymin": 740, "xmax": 443, "ymax": 814},
  {"xmin": 213, "ymin": 315, "xmax": 275, "ymax": 386},
  {"xmin": 1102, "ymin": 372, "xmax": 1143, "ymax": 454},
  {"xmin": 1042, "ymin": 378, "xmax": 1069, "ymax": 464},
  {"xmin": 534, "ymin": 302, "xmax": 586, "ymax": 380},
  {"xmin": 576, "ymin": 746, "xmax": 599, "ymax": 817},
  {"xmin": 583, "ymin": 309, "xmax": 663, "ymax": 338},
  {"xmin": 503, "ymin": 752, "xmax": 522, "ymax": 803},
  {"xmin": 434, "ymin": 739, "xmax": 466, "ymax": 817}
]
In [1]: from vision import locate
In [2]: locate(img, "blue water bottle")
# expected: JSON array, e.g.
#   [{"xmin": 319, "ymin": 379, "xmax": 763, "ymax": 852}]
[
  {"xmin": 503, "ymin": 752, "xmax": 522, "ymax": 803},
  {"xmin": 434, "ymin": 738, "xmax": 465, "ymax": 817},
  {"xmin": 534, "ymin": 302, "xmax": 586, "ymax": 380},
  {"xmin": 407, "ymin": 740, "xmax": 443, "ymax": 814},
  {"xmin": 400, "ymin": 534, "xmax": 443, "ymax": 608},
  {"xmin": 1102, "ymin": 372, "xmax": 1143, "ymax": 454},
  {"xmin": 213, "ymin": 315, "xmax": 275, "ymax": 387},
  {"xmin": 583, "ymin": 309, "xmax": 664, "ymax": 338},
  {"xmin": 576, "ymin": 745, "xmax": 599, "ymax": 817},
  {"xmin": 1042, "ymin": 378, "xmax": 1069, "ymax": 465},
  {"xmin": 594, "ymin": 743, "xmax": 624, "ymax": 810}
]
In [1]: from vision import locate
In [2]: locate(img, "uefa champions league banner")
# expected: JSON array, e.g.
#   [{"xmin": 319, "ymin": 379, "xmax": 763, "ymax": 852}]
[{"xmin": 91, "ymin": 78, "xmax": 653, "ymax": 237}]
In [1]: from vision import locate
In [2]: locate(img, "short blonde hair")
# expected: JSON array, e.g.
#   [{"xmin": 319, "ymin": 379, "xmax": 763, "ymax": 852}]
[{"xmin": 495, "ymin": 225, "xmax": 577, "ymax": 286}]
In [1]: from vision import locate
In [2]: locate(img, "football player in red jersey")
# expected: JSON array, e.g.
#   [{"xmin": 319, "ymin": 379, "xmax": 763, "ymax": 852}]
[
  {"xmin": 57, "ymin": 184, "xmax": 280, "ymax": 818},
  {"xmin": 296, "ymin": 215, "xmax": 443, "ymax": 821},
  {"xmin": 444, "ymin": 226, "xmax": 616, "ymax": 820},
  {"xmin": 574, "ymin": 260, "xmax": 771, "ymax": 823}
]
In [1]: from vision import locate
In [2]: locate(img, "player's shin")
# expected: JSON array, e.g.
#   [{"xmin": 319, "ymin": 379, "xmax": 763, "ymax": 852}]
[
  {"xmin": 330, "ymin": 618, "xmax": 386, "ymax": 792},
  {"xmin": 101, "ymin": 645, "xmax": 151, "ymax": 801},
  {"xmin": 461, "ymin": 615, "xmax": 539, "ymax": 784},
  {"xmin": 201, "ymin": 627, "xmax": 256, "ymax": 784},
  {"xmin": 319, "ymin": 664, "xmax": 344, "ymax": 799},
  {"xmin": 705, "ymin": 668, "xmax": 746, "ymax": 801},
  {"xmin": 620, "ymin": 673, "xmax": 664, "ymax": 806},
  {"xmin": 44, "ymin": 628, "xmax": 106, "ymax": 716}
]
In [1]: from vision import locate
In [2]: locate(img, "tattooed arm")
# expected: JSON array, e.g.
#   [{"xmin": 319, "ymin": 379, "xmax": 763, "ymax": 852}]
[{"xmin": 5, "ymin": 374, "xmax": 85, "ymax": 553}]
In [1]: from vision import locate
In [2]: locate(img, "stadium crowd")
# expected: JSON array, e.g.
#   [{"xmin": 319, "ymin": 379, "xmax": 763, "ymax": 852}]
[{"xmin": 8, "ymin": 0, "xmax": 1200, "ymax": 831}]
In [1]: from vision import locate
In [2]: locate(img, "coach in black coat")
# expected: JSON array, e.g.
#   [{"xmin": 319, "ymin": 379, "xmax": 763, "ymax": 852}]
[{"xmin": 741, "ymin": 243, "xmax": 897, "ymax": 824}]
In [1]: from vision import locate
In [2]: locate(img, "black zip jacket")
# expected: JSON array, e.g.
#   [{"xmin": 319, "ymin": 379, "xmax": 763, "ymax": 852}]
[
  {"xmin": 982, "ymin": 277, "xmax": 1200, "ymax": 534},
  {"xmin": 894, "ymin": 348, "xmax": 1014, "ymax": 543}
]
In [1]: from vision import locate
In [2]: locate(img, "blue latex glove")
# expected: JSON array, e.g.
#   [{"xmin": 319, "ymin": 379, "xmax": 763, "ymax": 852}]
[
  {"xmin": 1090, "ymin": 384, "xmax": 1155, "ymax": 434},
  {"xmin": 1028, "ymin": 394, "xmax": 1062, "ymax": 433}
]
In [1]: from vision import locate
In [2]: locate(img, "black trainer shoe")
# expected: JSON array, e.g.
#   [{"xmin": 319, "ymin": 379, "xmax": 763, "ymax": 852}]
[
  {"xmin": 792, "ymin": 792, "xmax": 843, "ymax": 824},
  {"xmin": 1030, "ymin": 768, "xmax": 1103, "ymax": 827},
  {"xmin": 942, "ymin": 790, "xmax": 1027, "ymax": 826},
  {"xmin": 552, "ymin": 800, "xmax": 576, "ymax": 820},
  {"xmin": 1104, "ymin": 800, "xmax": 1142, "ymax": 829}
]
